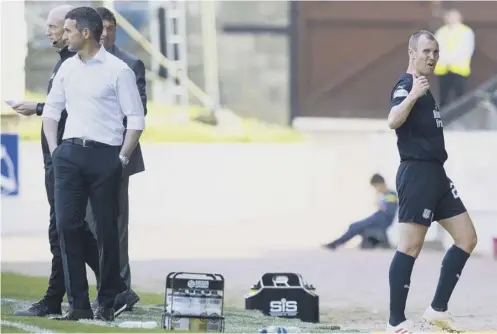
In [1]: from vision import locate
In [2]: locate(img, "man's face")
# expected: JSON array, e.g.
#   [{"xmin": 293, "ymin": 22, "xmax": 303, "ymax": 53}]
[
  {"xmin": 63, "ymin": 19, "xmax": 86, "ymax": 52},
  {"xmin": 45, "ymin": 13, "xmax": 65, "ymax": 48},
  {"xmin": 100, "ymin": 19, "xmax": 116, "ymax": 50},
  {"xmin": 410, "ymin": 35, "xmax": 439, "ymax": 76}
]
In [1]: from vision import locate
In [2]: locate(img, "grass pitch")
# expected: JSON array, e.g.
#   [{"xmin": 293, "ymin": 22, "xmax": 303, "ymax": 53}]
[{"xmin": 1, "ymin": 272, "xmax": 354, "ymax": 333}]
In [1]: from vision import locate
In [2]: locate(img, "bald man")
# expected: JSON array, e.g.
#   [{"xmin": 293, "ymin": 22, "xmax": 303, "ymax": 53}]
[{"xmin": 13, "ymin": 5, "xmax": 100, "ymax": 318}]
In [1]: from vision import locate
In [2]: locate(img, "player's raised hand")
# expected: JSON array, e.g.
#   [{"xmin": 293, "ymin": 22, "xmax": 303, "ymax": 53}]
[{"xmin": 410, "ymin": 75, "xmax": 430, "ymax": 98}]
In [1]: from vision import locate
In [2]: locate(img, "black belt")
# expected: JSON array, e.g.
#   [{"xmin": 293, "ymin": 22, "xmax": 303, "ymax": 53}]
[{"xmin": 64, "ymin": 138, "xmax": 113, "ymax": 148}]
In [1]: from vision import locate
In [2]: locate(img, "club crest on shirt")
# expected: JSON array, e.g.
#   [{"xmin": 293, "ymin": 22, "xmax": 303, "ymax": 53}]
[{"xmin": 393, "ymin": 86, "xmax": 409, "ymax": 99}]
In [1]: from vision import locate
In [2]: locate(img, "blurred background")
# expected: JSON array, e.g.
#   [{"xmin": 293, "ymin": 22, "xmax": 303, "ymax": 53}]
[
  {"xmin": 1, "ymin": 0, "xmax": 497, "ymax": 274},
  {"xmin": 6, "ymin": 1, "xmax": 497, "ymax": 125}
]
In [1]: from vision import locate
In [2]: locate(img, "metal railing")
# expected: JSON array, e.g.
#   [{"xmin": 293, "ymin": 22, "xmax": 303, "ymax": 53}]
[
  {"xmin": 442, "ymin": 74, "xmax": 497, "ymax": 130},
  {"xmin": 25, "ymin": 1, "xmax": 221, "ymax": 112},
  {"xmin": 106, "ymin": 1, "xmax": 217, "ymax": 110}
]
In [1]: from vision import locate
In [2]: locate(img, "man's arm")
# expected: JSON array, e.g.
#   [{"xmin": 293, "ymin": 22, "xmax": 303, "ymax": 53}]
[
  {"xmin": 116, "ymin": 67, "xmax": 146, "ymax": 160},
  {"xmin": 387, "ymin": 76, "xmax": 427, "ymax": 129},
  {"xmin": 387, "ymin": 94, "xmax": 418, "ymax": 130},
  {"xmin": 130, "ymin": 59, "xmax": 147, "ymax": 115},
  {"xmin": 11, "ymin": 101, "xmax": 43, "ymax": 116},
  {"xmin": 42, "ymin": 68, "xmax": 67, "ymax": 154}
]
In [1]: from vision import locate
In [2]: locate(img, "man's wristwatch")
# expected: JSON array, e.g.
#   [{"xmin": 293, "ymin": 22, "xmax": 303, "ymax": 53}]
[
  {"xmin": 36, "ymin": 103, "xmax": 44, "ymax": 116},
  {"xmin": 119, "ymin": 154, "xmax": 130, "ymax": 167}
]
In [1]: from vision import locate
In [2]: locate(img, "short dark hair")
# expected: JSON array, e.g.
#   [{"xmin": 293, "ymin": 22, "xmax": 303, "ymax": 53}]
[
  {"xmin": 96, "ymin": 7, "xmax": 117, "ymax": 26},
  {"xmin": 408, "ymin": 30, "xmax": 436, "ymax": 51},
  {"xmin": 65, "ymin": 7, "xmax": 103, "ymax": 42},
  {"xmin": 370, "ymin": 173, "xmax": 385, "ymax": 185}
]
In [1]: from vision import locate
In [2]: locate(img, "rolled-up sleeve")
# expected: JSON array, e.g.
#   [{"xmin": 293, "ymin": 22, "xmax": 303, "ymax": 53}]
[
  {"xmin": 116, "ymin": 67, "xmax": 145, "ymax": 130},
  {"xmin": 43, "ymin": 66, "xmax": 67, "ymax": 122}
]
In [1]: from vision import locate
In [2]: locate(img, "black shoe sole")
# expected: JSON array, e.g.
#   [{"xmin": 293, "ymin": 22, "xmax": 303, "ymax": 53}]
[{"xmin": 114, "ymin": 303, "xmax": 128, "ymax": 318}]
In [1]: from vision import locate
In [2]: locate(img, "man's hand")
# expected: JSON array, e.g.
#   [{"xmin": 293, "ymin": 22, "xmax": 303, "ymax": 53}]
[
  {"xmin": 12, "ymin": 100, "xmax": 38, "ymax": 116},
  {"xmin": 410, "ymin": 75, "xmax": 430, "ymax": 99},
  {"xmin": 119, "ymin": 154, "xmax": 129, "ymax": 168}
]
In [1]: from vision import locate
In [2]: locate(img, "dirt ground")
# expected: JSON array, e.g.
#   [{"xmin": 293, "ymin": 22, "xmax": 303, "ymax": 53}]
[{"xmin": 3, "ymin": 248, "xmax": 497, "ymax": 332}]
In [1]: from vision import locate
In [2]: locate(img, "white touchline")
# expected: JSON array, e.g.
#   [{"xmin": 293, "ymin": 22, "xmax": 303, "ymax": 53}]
[{"xmin": 0, "ymin": 320, "xmax": 56, "ymax": 333}]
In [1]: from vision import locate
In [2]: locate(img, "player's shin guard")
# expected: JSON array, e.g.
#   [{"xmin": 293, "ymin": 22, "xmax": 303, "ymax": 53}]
[
  {"xmin": 389, "ymin": 251, "xmax": 416, "ymax": 326},
  {"xmin": 431, "ymin": 245, "xmax": 470, "ymax": 312}
]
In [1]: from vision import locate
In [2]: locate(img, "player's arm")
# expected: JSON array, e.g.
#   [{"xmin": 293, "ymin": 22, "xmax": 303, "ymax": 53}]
[
  {"xmin": 387, "ymin": 93, "xmax": 418, "ymax": 129},
  {"xmin": 387, "ymin": 76, "xmax": 429, "ymax": 129}
]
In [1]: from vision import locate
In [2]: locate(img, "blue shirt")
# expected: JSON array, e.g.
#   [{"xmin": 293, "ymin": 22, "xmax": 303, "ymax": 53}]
[{"xmin": 378, "ymin": 190, "xmax": 398, "ymax": 222}]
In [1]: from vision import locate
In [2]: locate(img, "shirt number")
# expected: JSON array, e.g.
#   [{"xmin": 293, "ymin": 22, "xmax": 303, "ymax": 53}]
[{"xmin": 450, "ymin": 182, "xmax": 459, "ymax": 199}]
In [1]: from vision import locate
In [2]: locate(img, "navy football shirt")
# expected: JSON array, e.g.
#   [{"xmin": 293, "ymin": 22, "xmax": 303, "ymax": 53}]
[{"xmin": 390, "ymin": 73, "xmax": 448, "ymax": 164}]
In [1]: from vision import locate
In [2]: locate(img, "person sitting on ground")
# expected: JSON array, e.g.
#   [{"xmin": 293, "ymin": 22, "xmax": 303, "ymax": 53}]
[{"xmin": 322, "ymin": 173, "xmax": 398, "ymax": 250}]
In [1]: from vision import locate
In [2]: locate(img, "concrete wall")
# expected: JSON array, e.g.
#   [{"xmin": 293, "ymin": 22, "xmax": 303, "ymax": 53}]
[
  {"xmin": 185, "ymin": 1, "xmax": 290, "ymax": 125},
  {"xmin": 2, "ymin": 129, "xmax": 497, "ymax": 263}
]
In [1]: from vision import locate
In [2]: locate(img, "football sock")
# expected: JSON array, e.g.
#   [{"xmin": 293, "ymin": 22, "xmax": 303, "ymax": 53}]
[
  {"xmin": 389, "ymin": 251, "xmax": 416, "ymax": 326},
  {"xmin": 431, "ymin": 245, "xmax": 470, "ymax": 312}
]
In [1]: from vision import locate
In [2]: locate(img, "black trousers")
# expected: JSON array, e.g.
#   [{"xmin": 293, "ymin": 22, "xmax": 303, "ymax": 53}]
[
  {"xmin": 42, "ymin": 153, "xmax": 100, "ymax": 307},
  {"xmin": 52, "ymin": 140, "xmax": 126, "ymax": 310},
  {"xmin": 438, "ymin": 72, "xmax": 468, "ymax": 108}
]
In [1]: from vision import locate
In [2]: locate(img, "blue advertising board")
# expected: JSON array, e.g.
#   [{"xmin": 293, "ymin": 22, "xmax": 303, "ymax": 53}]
[{"xmin": 1, "ymin": 133, "xmax": 19, "ymax": 196}]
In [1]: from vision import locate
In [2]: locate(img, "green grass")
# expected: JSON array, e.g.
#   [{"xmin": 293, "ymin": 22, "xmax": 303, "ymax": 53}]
[
  {"xmin": 1, "ymin": 272, "xmax": 163, "ymax": 306},
  {"xmin": 1, "ymin": 272, "xmax": 166, "ymax": 332},
  {"xmin": 1, "ymin": 92, "xmax": 304, "ymax": 143},
  {"xmin": 0, "ymin": 272, "xmax": 354, "ymax": 333}
]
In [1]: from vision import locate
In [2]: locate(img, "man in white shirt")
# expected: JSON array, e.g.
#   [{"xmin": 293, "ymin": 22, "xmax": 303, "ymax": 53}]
[
  {"xmin": 11, "ymin": 4, "xmax": 101, "ymax": 319},
  {"xmin": 42, "ymin": 7, "xmax": 145, "ymax": 322}
]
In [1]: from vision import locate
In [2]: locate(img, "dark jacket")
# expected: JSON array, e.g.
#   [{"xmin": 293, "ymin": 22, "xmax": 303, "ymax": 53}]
[
  {"xmin": 109, "ymin": 45, "xmax": 147, "ymax": 177},
  {"xmin": 41, "ymin": 46, "xmax": 75, "ymax": 162}
]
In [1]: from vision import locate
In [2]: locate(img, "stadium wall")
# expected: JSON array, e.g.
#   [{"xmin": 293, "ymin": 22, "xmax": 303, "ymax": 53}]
[{"xmin": 2, "ymin": 131, "xmax": 496, "ymax": 261}]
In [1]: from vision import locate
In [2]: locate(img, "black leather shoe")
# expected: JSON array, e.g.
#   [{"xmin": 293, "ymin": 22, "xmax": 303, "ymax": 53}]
[
  {"xmin": 126, "ymin": 289, "xmax": 140, "ymax": 311},
  {"xmin": 50, "ymin": 308, "xmax": 93, "ymax": 321},
  {"xmin": 14, "ymin": 300, "xmax": 62, "ymax": 317},
  {"xmin": 115, "ymin": 289, "xmax": 140, "ymax": 312},
  {"xmin": 94, "ymin": 306, "xmax": 115, "ymax": 321}
]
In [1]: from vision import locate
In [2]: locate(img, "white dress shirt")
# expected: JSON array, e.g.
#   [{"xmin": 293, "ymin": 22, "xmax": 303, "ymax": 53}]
[{"xmin": 43, "ymin": 45, "xmax": 145, "ymax": 146}]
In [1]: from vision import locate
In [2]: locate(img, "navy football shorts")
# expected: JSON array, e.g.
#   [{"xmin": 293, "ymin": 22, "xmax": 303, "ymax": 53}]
[{"xmin": 396, "ymin": 160, "xmax": 467, "ymax": 227}]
